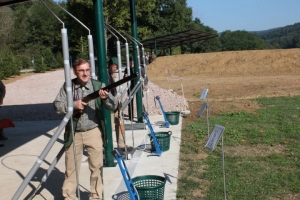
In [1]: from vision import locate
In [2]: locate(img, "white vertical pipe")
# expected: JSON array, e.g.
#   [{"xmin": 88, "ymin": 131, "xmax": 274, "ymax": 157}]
[
  {"xmin": 88, "ymin": 35, "xmax": 96, "ymax": 79},
  {"xmin": 117, "ymin": 40, "xmax": 123, "ymax": 91}
]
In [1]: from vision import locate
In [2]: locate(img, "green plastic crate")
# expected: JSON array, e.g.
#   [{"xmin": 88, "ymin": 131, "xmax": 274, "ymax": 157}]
[
  {"xmin": 148, "ymin": 131, "xmax": 172, "ymax": 152},
  {"xmin": 165, "ymin": 111, "xmax": 180, "ymax": 125},
  {"xmin": 132, "ymin": 175, "xmax": 166, "ymax": 200}
]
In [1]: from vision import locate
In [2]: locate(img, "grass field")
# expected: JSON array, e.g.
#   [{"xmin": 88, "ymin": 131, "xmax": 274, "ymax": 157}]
[
  {"xmin": 146, "ymin": 49, "xmax": 300, "ymax": 199},
  {"xmin": 177, "ymin": 96, "xmax": 300, "ymax": 199}
]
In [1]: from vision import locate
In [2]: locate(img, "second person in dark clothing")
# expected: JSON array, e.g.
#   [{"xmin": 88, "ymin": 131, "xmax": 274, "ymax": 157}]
[
  {"xmin": 124, "ymin": 56, "xmax": 149, "ymax": 120},
  {"xmin": 107, "ymin": 57, "xmax": 125, "ymax": 149},
  {"xmin": 123, "ymin": 57, "xmax": 135, "ymax": 121}
]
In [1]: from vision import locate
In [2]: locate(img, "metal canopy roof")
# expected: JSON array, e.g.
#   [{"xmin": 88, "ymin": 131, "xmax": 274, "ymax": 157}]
[
  {"xmin": 0, "ymin": 0, "xmax": 30, "ymax": 7},
  {"xmin": 141, "ymin": 29, "xmax": 218, "ymax": 49}
]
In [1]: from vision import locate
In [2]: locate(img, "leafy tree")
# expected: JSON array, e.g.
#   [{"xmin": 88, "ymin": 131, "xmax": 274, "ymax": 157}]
[
  {"xmin": 189, "ymin": 18, "xmax": 222, "ymax": 53},
  {"xmin": 147, "ymin": 0, "xmax": 193, "ymax": 37},
  {"xmin": 258, "ymin": 23, "xmax": 300, "ymax": 49},
  {"xmin": 0, "ymin": 7, "xmax": 14, "ymax": 48},
  {"xmin": 73, "ymin": 36, "xmax": 89, "ymax": 60},
  {"xmin": 66, "ymin": 0, "xmax": 155, "ymax": 56},
  {"xmin": 17, "ymin": 55, "xmax": 31, "ymax": 70},
  {"xmin": 0, "ymin": 68, "xmax": 3, "ymax": 80},
  {"xmin": 8, "ymin": 3, "xmax": 32, "ymax": 55},
  {"xmin": 42, "ymin": 48, "xmax": 55, "ymax": 70},
  {"xmin": 8, "ymin": 1, "xmax": 65, "ymax": 72},
  {"xmin": 0, "ymin": 48, "xmax": 20, "ymax": 78},
  {"xmin": 63, "ymin": 0, "xmax": 94, "ymax": 58},
  {"xmin": 54, "ymin": 52, "xmax": 63, "ymax": 69},
  {"xmin": 220, "ymin": 30, "xmax": 269, "ymax": 51},
  {"xmin": 11, "ymin": 57, "xmax": 21, "ymax": 76},
  {"xmin": 26, "ymin": 1, "xmax": 63, "ymax": 53},
  {"xmin": 34, "ymin": 54, "xmax": 47, "ymax": 73}
]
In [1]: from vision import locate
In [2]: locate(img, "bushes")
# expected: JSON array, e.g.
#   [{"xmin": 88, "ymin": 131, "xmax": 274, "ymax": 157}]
[
  {"xmin": 18, "ymin": 55, "xmax": 32, "ymax": 70},
  {"xmin": 33, "ymin": 55, "xmax": 47, "ymax": 73},
  {"xmin": 0, "ymin": 48, "xmax": 21, "ymax": 79},
  {"xmin": 0, "ymin": 47, "xmax": 64, "ymax": 77},
  {"xmin": 33, "ymin": 49, "xmax": 64, "ymax": 72},
  {"xmin": 54, "ymin": 53, "xmax": 63, "ymax": 69}
]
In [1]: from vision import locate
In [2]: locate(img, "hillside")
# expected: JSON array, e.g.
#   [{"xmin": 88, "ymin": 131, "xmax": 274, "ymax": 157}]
[
  {"xmin": 147, "ymin": 49, "xmax": 300, "ymax": 77},
  {"xmin": 258, "ymin": 22, "xmax": 300, "ymax": 48},
  {"xmin": 146, "ymin": 49, "xmax": 300, "ymax": 117}
]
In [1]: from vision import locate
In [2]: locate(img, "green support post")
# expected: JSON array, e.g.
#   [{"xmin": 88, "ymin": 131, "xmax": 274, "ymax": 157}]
[
  {"xmin": 93, "ymin": 0, "xmax": 115, "ymax": 167},
  {"xmin": 129, "ymin": 0, "xmax": 143, "ymax": 122}
]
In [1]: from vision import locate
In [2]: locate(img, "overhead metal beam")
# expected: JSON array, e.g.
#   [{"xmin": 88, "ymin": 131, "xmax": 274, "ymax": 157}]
[
  {"xmin": 141, "ymin": 29, "xmax": 218, "ymax": 49},
  {"xmin": 0, "ymin": 0, "xmax": 30, "ymax": 7}
]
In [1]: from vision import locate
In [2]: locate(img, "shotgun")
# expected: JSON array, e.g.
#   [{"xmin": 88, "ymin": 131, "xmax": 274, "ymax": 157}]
[{"xmin": 74, "ymin": 72, "xmax": 138, "ymax": 117}]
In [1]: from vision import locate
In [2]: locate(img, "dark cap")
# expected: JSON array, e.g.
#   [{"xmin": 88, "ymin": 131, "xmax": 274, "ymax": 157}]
[{"xmin": 108, "ymin": 57, "xmax": 118, "ymax": 66}]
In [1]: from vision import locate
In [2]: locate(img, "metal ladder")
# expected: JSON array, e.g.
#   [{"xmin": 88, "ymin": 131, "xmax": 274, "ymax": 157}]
[
  {"xmin": 112, "ymin": 148, "xmax": 139, "ymax": 200},
  {"xmin": 143, "ymin": 112, "xmax": 163, "ymax": 156},
  {"xmin": 155, "ymin": 96, "xmax": 171, "ymax": 128}
]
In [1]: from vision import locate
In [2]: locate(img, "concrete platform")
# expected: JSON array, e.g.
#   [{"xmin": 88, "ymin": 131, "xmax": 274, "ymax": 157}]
[{"xmin": 0, "ymin": 115, "xmax": 182, "ymax": 200}]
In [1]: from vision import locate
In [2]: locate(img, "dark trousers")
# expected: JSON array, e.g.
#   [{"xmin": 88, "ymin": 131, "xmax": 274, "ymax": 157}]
[{"xmin": 128, "ymin": 89, "xmax": 134, "ymax": 121}]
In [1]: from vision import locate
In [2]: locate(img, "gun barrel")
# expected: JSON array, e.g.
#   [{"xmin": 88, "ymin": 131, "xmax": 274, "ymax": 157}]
[{"xmin": 82, "ymin": 72, "xmax": 138, "ymax": 103}]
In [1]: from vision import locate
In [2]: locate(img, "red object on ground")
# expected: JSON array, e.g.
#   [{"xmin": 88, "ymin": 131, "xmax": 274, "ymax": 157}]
[{"xmin": 0, "ymin": 119, "xmax": 15, "ymax": 129}]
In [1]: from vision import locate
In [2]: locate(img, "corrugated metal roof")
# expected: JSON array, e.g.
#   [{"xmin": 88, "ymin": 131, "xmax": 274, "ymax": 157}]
[
  {"xmin": 0, "ymin": 0, "xmax": 30, "ymax": 7},
  {"xmin": 141, "ymin": 29, "xmax": 218, "ymax": 49}
]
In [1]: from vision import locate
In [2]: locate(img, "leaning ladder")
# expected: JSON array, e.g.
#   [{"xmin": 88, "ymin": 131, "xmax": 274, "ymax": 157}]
[{"xmin": 112, "ymin": 148, "xmax": 139, "ymax": 200}]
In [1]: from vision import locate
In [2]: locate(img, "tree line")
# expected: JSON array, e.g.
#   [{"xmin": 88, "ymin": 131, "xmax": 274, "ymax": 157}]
[
  {"xmin": 257, "ymin": 23, "xmax": 300, "ymax": 49},
  {"xmin": 0, "ymin": 0, "xmax": 299, "ymax": 79}
]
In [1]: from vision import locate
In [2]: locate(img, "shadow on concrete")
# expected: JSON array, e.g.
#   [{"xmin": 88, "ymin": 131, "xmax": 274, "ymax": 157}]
[
  {"xmin": 0, "ymin": 121, "xmax": 64, "ymax": 157},
  {"xmin": 0, "ymin": 103, "xmax": 69, "ymax": 198},
  {"xmin": 0, "ymin": 103, "xmax": 62, "ymax": 121}
]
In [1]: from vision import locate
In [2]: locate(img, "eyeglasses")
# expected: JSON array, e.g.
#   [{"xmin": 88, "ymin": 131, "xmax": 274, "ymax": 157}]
[{"xmin": 77, "ymin": 69, "xmax": 91, "ymax": 73}]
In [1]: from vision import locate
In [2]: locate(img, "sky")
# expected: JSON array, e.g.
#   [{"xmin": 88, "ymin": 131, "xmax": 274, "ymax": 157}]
[{"xmin": 186, "ymin": 0, "xmax": 300, "ymax": 32}]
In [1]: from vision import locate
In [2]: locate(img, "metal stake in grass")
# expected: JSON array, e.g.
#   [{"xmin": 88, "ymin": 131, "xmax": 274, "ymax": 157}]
[
  {"xmin": 199, "ymin": 88, "xmax": 210, "ymax": 136},
  {"xmin": 204, "ymin": 124, "xmax": 227, "ymax": 200},
  {"xmin": 180, "ymin": 77, "xmax": 191, "ymax": 115}
]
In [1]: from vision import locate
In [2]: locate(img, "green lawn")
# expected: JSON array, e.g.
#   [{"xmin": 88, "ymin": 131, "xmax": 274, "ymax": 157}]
[{"xmin": 177, "ymin": 96, "xmax": 300, "ymax": 200}]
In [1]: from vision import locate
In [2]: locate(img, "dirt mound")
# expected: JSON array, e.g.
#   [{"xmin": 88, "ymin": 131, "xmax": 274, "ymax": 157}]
[
  {"xmin": 146, "ymin": 49, "xmax": 300, "ymax": 100},
  {"xmin": 146, "ymin": 49, "xmax": 300, "ymax": 116}
]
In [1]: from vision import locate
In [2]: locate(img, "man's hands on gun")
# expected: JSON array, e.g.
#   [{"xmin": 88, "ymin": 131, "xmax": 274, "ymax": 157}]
[
  {"xmin": 73, "ymin": 73, "xmax": 138, "ymax": 115},
  {"xmin": 74, "ymin": 89, "xmax": 109, "ymax": 113},
  {"xmin": 74, "ymin": 100, "xmax": 86, "ymax": 114},
  {"xmin": 99, "ymin": 89, "xmax": 109, "ymax": 99}
]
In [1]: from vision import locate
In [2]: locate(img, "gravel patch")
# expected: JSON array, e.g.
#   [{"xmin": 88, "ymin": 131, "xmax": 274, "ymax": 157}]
[{"xmin": 0, "ymin": 69, "xmax": 188, "ymax": 121}]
